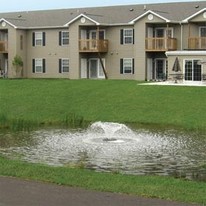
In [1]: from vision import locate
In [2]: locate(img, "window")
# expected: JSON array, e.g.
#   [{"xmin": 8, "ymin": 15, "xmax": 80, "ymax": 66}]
[
  {"xmin": 59, "ymin": 59, "xmax": 69, "ymax": 73},
  {"xmin": 32, "ymin": 59, "xmax": 46, "ymax": 73},
  {"xmin": 59, "ymin": 31, "xmax": 69, "ymax": 45},
  {"xmin": 120, "ymin": 58, "xmax": 134, "ymax": 74},
  {"xmin": 184, "ymin": 60, "xmax": 202, "ymax": 81},
  {"xmin": 20, "ymin": 35, "xmax": 23, "ymax": 50},
  {"xmin": 32, "ymin": 32, "xmax": 46, "ymax": 46},
  {"xmin": 120, "ymin": 29, "xmax": 134, "ymax": 44}
]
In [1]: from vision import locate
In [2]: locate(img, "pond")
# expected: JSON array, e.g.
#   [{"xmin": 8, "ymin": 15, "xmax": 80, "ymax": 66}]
[{"xmin": 0, "ymin": 122, "xmax": 206, "ymax": 181}]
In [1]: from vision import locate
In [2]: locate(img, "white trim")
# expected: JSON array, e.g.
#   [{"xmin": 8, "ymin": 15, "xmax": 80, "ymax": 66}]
[
  {"xmin": 155, "ymin": 58, "xmax": 166, "ymax": 80},
  {"xmin": 129, "ymin": 10, "xmax": 171, "ymax": 24},
  {"xmin": 166, "ymin": 51, "xmax": 206, "ymax": 57},
  {"xmin": 35, "ymin": 58, "xmax": 43, "ymax": 73},
  {"xmin": 89, "ymin": 58, "xmax": 105, "ymax": 79},
  {"xmin": 61, "ymin": 58, "xmax": 69, "ymax": 73},
  {"xmin": 123, "ymin": 58, "xmax": 133, "ymax": 74},
  {"xmin": 0, "ymin": 18, "xmax": 17, "ymax": 29},
  {"xmin": 199, "ymin": 26, "xmax": 206, "ymax": 37},
  {"xmin": 34, "ymin": 31, "xmax": 43, "ymax": 46},
  {"xmin": 61, "ymin": 31, "xmax": 69, "ymax": 46},
  {"xmin": 123, "ymin": 28, "xmax": 133, "ymax": 44},
  {"xmin": 182, "ymin": 8, "xmax": 206, "ymax": 23},
  {"xmin": 64, "ymin": 14, "xmax": 100, "ymax": 26},
  {"xmin": 183, "ymin": 59, "xmax": 203, "ymax": 82}
]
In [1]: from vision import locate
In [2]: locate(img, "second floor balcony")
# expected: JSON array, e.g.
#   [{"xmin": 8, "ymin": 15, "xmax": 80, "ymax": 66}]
[
  {"xmin": 0, "ymin": 41, "xmax": 8, "ymax": 53},
  {"xmin": 79, "ymin": 39, "xmax": 108, "ymax": 53},
  {"xmin": 188, "ymin": 37, "xmax": 206, "ymax": 50},
  {"xmin": 145, "ymin": 37, "xmax": 177, "ymax": 52}
]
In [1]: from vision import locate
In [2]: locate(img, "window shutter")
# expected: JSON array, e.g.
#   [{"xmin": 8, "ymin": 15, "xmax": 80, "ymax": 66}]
[
  {"xmin": 120, "ymin": 29, "xmax": 124, "ymax": 45},
  {"xmin": 32, "ymin": 32, "xmax": 35, "ymax": 46},
  {"xmin": 59, "ymin": 32, "xmax": 62, "ymax": 46},
  {"xmin": 133, "ymin": 29, "xmax": 135, "ymax": 44},
  {"xmin": 120, "ymin": 59, "xmax": 123, "ymax": 74},
  {"xmin": 43, "ymin": 59, "xmax": 46, "ymax": 73},
  {"xmin": 32, "ymin": 59, "xmax": 35, "ymax": 73},
  {"xmin": 42, "ymin": 32, "xmax": 46, "ymax": 46},
  {"xmin": 132, "ymin": 58, "xmax": 135, "ymax": 74},
  {"xmin": 59, "ymin": 59, "xmax": 62, "ymax": 73}
]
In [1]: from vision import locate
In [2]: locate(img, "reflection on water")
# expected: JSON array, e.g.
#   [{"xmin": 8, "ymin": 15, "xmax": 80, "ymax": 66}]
[{"xmin": 0, "ymin": 122, "xmax": 206, "ymax": 181}]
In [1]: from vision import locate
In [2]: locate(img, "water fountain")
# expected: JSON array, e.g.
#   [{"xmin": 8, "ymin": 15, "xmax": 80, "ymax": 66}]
[{"xmin": 0, "ymin": 122, "xmax": 206, "ymax": 180}]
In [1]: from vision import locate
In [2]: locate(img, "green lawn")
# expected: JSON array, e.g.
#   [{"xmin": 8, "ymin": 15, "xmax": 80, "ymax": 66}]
[
  {"xmin": 0, "ymin": 79, "xmax": 206, "ymax": 130},
  {"xmin": 0, "ymin": 156, "xmax": 206, "ymax": 205},
  {"xmin": 1, "ymin": 79, "xmax": 206, "ymax": 205}
]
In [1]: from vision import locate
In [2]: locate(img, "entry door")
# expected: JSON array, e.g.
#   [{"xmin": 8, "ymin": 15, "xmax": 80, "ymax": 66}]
[
  {"xmin": 89, "ymin": 58, "xmax": 105, "ymax": 79},
  {"xmin": 155, "ymin": 59, "xmax": 166, "ymax": 80},
  {"xmin": 89, "ymin": 30, "xmax": 105, "ymax": 40},
  {"xmin": 184, "ymin": 60, "xmax": 202, "ymax": 81},
  {"xmin": 199, "ymin": 27, "xmax": 206, "ymax": 49},
  {"xmin": 89, "ymin": 30, "xmax": 105, "ymax": 49},
  {"xmin": 89, "ymin": 59, "xmax": 98, "ymax": 78},
  {"xmin": 5, "ymin": 59, "xmax": 8, "ymax": 75}
]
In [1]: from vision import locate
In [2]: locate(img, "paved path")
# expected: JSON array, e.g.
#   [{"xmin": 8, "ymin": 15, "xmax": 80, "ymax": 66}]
[{"xmin": 0, "ymin": 176, "xmax": 200, "ymax": 206}]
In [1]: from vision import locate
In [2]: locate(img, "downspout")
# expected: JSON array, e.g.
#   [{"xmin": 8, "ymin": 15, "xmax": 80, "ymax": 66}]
[{"xmin": 180, "ymin": 21, "xmax": 183, "ymax": 51}]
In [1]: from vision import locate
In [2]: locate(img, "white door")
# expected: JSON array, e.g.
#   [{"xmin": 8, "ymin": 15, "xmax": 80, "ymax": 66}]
[
  {"xmin": 184, "ymin": 60, "xmax": 202, "ymax": 82},
  {"xmin": 199, "ymin": 27, "xmax": 206, "ymax": 49},
  {"xmin": 80, "ymin": 58, "xmax": 87, "ymax": 78},
  {"xmin": 89, "ymin": 58, "xmax": 105, "ymax": 79},
  {"xmin": 155, "ymin": 59, "xmax": 166, "ymax": 80},
  {"xmin": 147, "ymin": 58, "xmax": 153, "ymax": 80}
]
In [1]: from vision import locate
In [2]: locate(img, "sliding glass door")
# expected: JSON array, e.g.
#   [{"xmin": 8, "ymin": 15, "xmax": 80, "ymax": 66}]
[{"xmin": 184, "ymin": 60, "xmax": 202, "ymax": 81}]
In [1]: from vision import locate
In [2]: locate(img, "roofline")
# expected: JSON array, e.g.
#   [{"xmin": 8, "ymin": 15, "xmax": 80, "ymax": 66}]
[
  {"xmin": 182, "ymin": 8, "xmax": 206, "ymax": 23},
  {"xmin": 0, "ymin": 18, "xmax": 17, "ymax": 29},
  {"xmin": 129, "ymin": 10, "xmax": 171, "ymax": 24},
  {"xmin": 64, "ymin": 13, "xmax": 100, "ymax": 26},
  {"xmin": 16, "ymin": 26, "xmax": 69, "ymax": 30},
  {"xmin": 166, "ymin": 50, "xmax": 206, "ymax": 56}
]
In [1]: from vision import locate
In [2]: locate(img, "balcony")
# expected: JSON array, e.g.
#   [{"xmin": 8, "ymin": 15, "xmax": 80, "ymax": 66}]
[
  {"xmin": 145, "ymin": 38, "xmax": 177, "ymax": 52},
  {"xmin": 0, "ymin": 41, "xmax": 8, "ymax": 53},
  {"xmin": 79, "ymin": 39, "xmax": 108, "ymax": 53},
  {"xmin": 188, "ymin": 37, "xmax": 206, "ymax": 50}
]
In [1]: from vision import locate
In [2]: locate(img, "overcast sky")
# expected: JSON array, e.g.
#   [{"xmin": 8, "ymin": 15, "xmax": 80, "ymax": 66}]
[{"xmin": 0, "ymin": 0, "xmax": 198, "ymax": 13}]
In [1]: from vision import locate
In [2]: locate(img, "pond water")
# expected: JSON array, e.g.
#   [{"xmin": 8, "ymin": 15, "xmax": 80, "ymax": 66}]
[{"xmin": 0, "ymin": 122, "xmax": 206, "ymax": 181}]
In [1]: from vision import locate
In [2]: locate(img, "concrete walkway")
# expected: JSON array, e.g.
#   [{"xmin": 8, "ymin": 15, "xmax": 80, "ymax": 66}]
[
  {"xmin": 0, "ymin": 176, "xmax": 200, "ymax": 206},
  {"xmin": 139, "ymin": 81, "xmax": 206, "ymax": 87}
]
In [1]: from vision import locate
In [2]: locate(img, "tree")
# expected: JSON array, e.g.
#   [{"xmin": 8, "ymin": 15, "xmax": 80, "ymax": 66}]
[{"xmin": 12, "ymin": 55, "xmax": 23, "ymax": 77}]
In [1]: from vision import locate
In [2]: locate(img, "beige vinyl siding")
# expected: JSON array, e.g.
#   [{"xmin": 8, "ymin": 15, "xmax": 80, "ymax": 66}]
[{"xmin": 26, "ymin": 29, "xmax": 70, "ymax": 78}]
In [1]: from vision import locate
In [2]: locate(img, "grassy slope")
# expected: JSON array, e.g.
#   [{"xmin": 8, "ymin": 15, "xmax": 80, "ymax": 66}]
[
  {"xmin": 1, "ymin": 79, "xmax": 206, "ymax": 204},
  {"xmin": 0, "ymin": 156, "xmax": 206, "ymax": 205},
  {"xmin": 0, "ymin": 79, "xmax": 206, "ymax": 129}
]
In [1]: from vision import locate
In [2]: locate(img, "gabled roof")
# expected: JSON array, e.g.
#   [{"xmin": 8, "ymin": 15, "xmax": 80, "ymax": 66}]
[
  {"xmin": 182, "ymin": 8, "xmax": 206, "ymax": 23},
  {"xmin": 0, "ymin": 18, "xmax": 17, "ymax": 28},
  {"xmin": 129, "ymin": 10, "xmax": 171, "ymax": 24},
  {"xmin": 64, "ymin": 13, "xmax": 100, "ymax": 26},
  {"xmin": 0, "ymin": 1, "xmax": 206, "ymax": 29}
]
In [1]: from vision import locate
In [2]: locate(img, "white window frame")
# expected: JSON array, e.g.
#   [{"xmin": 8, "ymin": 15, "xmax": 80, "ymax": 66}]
[
  {"xmin": 35, "ymin": 32, "xmax": 43, "ymax": 46},
  {"xmin": 61, "ymin": 58, "xmax": 69, "ymax": 73},
  {"xmin": 155, "ymin": 27, "xmax": 174, "ymax": 38},
  {"xmin": 183, "ymin": 59, "xmax": 202, "ymax": 82},
  {"xmin": 123, "ymin": 29, "xmax": 133, "ymax": 44},
  {"xmin": 89, "ymin": 30, "xmax": 106, "ymax": 40},
  {"xmin": 61, "ymin": 31, "xmax": 69, "ymax": 45},
  {"xmin": 35, "ymin": 58, "xmax": 43, "ymax": 73},
  {"xmin": 89, "ymin": 58, "xmax": 105, "ymax": 79},
  {"xmin": 123, "ymin": 58, "xmax": 133, "ymax": 74},
  {"xmin": 199, "ymin": 27, "xmax": 206, "ymax": 37}
]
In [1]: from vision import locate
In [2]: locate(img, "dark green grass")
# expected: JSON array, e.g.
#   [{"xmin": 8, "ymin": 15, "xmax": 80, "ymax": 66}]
[
  {"xmin": 1, "ymin": 79, "xmax": 206, "ymax": 204},
  {"xmin": 0, "ymin": 156, "xmax": 206, "ymax": 205},
  {"xmin": 0, "ymin": 79, "xmax": 206, "ymax": 130}
]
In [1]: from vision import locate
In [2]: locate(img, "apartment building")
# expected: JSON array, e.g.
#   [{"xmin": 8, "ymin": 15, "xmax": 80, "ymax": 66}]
[{"xmin": 0, "ymin": 1, "xmax": 206, "ymax": 82}]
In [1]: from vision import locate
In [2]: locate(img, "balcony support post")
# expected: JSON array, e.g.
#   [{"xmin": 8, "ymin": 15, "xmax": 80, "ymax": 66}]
[{"xmin": 98, "ymin": 52, "xmax": 108, "ymax": 79}]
